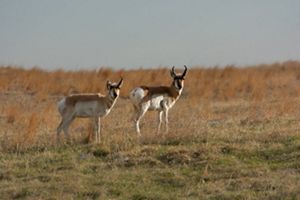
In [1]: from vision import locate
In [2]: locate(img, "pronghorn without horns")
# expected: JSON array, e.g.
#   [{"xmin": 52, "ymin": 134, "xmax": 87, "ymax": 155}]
[
  {"xmin": 57, "ymin": 78, "xmax": 123, "ymax": 143},
  {"xmin": 129, "ymin": 66, "xmax": 187, "ymax": 135}
]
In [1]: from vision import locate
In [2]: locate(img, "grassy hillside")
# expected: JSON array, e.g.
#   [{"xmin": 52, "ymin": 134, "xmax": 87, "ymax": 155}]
[{"xmin": 1, "ymin": 62, "xmax": 300, "ymax": 199}]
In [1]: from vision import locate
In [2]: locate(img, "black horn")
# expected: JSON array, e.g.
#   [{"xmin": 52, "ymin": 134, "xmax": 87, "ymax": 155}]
[
  {"xmin": 181, "ymin": 65, "xmax": 187, "ymax": 78},
  {"xmin": 170, "ymin": 66, "xmax": 176, "ymax": 78},
  {"xmin": 117, "ymin": 77, "xmax": 123, "ymax": 88}
]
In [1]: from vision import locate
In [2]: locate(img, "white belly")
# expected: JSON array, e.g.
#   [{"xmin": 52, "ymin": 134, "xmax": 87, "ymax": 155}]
[
  {"xmin": 148, "ymin": 95, "xmax": 178, "ymax": 111},
  {"xmin": 148, "ymin": 95, "xmax": 164, "ymax": 111},
  {"xmin": 130, "ymin": 87, "xmax": 179, "ymax": 111}
]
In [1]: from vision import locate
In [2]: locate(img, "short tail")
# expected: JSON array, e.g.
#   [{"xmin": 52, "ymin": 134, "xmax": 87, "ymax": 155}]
[{"xmin": 140, "ymin": 86, "xmax": 149, "ymax": 90}]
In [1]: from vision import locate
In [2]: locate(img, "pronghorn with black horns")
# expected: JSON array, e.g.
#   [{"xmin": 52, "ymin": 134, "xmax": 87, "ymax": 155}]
[
  {"xmin": 57, "ymin": 78, "xmax": 123, "ymax": 143},
  {"xmin": 129, "ymin": 66, "xmax": 187, "ymax": 135}
]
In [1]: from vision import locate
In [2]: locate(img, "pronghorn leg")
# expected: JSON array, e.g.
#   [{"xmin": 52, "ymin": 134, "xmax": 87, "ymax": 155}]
[
  {"xmin": 56, "ymin": 115, "xmax": 73, "ymax": 142},
  {"xmin": 161, "ymin": 101, "xmax": 169, "ymax": 133},
  {"xmin": 135, "ymin": 106, "xmax": 148, "ymax": 136},
  {"xmin": 57, "ymin": 107, "xmax": 74, "ymax": 142},
  {"xmin": 94, "ymin": 117, "xmax": 100, "ymax": 143},
  {"xmin": 164, "ymin": 109, "xmax": 169, "ymax": 133},
  {"xmin": 98, "ymin": 118, "xmax": 101, "ymax": 143},
  {"xmin": 61, "ymin": 114, "xmax": 75, "ymax": 141},
  {"xmin": 56, "ymin": 119, "xmax": 64, "ymax": 142},
  {"xmin": 157, "ymin": 111, "xmax": 163, "ymax": 134},
  {"xmin": 132, "ymin": 105, "xmax": 139, "ymax": 122},
  {"xmin": 135, "ymin": 118, "xmax": 141, "ymax": 136}
]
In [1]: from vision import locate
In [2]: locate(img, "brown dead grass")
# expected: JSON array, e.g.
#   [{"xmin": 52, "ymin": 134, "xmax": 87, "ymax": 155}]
[
  {"xmin": 0, "ymin": 63, "xmax": 300, "ymax": 152},
  {"xmin": 1, "ymin": 61, "xmax": 300, "ymax": 199},
  {"xmin": 2, "ymin": 61, "xmax": 300, "ymax": 148},
  {"xmin": 1, "ymin": 60, "xmax": 300, "ymax": 102}
]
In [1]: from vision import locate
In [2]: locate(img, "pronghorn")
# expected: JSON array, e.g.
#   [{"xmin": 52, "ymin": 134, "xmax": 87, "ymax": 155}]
[
  {"xmin": 129, "ymin": 66, "xmax": 187, "ymax": 135},
  {"xmin": 56, "ymin": 78, "xmax": 123, "ymax": 143}
]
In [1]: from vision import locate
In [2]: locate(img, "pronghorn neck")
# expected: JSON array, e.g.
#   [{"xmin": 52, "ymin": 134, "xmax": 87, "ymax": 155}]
[
  {"xmin": 170, "ymin": 82, "xmax": 182, "ymax": 97},
  {"xmin": 105, "ymin": 93, "xmax": 118, "ymax": 108}
]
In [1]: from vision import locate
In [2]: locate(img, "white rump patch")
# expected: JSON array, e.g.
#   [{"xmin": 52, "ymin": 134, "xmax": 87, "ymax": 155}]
[
  {"xmin": 129, "ymin": 87, "xmax": 146, "ymax": 106},
  {"xmin": 57, "ymin": 97, "xmax": 66, "ymax": 115}
]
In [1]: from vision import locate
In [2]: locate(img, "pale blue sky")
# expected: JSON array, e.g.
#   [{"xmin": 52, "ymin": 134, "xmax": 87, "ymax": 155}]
[{"xmin": 0, "ymin": 0, "xmax": 300, "ymax": 70}]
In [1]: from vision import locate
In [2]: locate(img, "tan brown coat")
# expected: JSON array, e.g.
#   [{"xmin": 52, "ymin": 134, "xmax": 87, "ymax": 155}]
[{"xmin": 140, "ymin": 85, "xmax": 180, "ymax": 103}]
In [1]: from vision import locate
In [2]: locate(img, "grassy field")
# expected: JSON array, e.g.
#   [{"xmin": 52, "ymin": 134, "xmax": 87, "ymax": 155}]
[{"xmin": 1, "ymin": 62, "xmax": 300, "ymax": 199}]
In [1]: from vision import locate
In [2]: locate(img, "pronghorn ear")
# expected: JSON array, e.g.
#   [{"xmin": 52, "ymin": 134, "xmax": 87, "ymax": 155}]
[
  {"xmin": 117, "ymin": 77, "xmax": 123, "ymax": 88},
  {"xmin": 106, "ymin": 81, "xmax": 111, "ymax": 90},
  {"xmin": 170, "ymin": 66, "xmax": 176, "ymax": 78}
]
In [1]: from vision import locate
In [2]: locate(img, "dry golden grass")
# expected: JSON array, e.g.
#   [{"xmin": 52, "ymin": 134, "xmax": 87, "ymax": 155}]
[
  {"xmin": 2, "ymin": 61, "xmax": 300, "ymax": 101},
  {"xmin": 1, "ymin": 61, "xmax": 300, "ymax": 199}
]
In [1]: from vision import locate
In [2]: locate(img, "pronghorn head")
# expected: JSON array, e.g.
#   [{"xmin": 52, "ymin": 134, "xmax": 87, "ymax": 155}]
[
  {"xmin": 170, "ymin": 65, "xmax": 187, "ymax": 90},
  {"xmin": 106, "ymin": 78, "xmax": 123, "ymax": 99}
]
